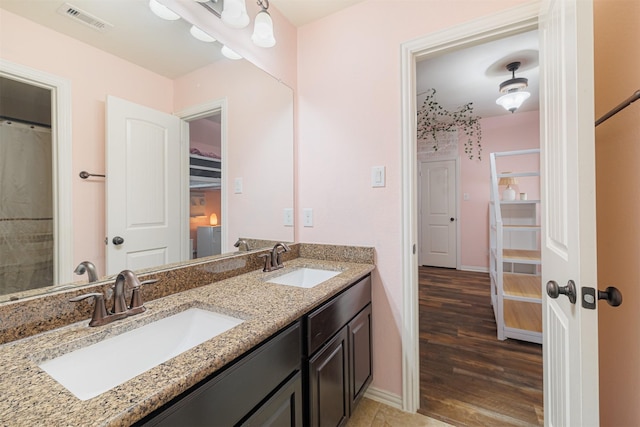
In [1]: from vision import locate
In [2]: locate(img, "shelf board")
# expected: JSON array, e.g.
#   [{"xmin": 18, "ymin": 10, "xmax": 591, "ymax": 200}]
[
  {"xmin": 504, "ymin": 273, "xmax": 542, "ymax": 299},
  {"xmin": 499, "ymin": 200, "xmax": 541, "ymax": 205},
  {"xmin": 503, "ymin": 225, "xmax": 541, "ymax": 231},
  {"xmin": 504, "ymin": 300, "xmax": 542, "ymax": 333},
  {"xmin": 503, "ymin": 249, "xmax": 541, "ymax": 263}
]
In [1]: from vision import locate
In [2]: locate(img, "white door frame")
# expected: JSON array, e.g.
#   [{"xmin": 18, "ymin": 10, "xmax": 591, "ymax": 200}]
[
  {"xmin": 0, "ymin": 59, "xmax": 73, "ymax": 285},
  {"xmin": 400, "ymin": 3, "xmax": 540, "ymax": 412},
  {"xmin": 175, "ymin": 99, "xmax": 228, "ymax": 255},
  {"xmin": 418, "ymin": 157, "xmax": 460, "ymax": 269}
]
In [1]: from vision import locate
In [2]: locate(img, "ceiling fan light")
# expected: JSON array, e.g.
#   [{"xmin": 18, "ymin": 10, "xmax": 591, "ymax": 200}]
[
  {"xmin": 148, "ymin": 0, "xmax": 180, "ymax": 20},
  {"xmin": 190, "ymin": 25, "xmax": 216, "ymax": 42},
  {"xmin": 496, "ymin": 91, "xmax": 531, "ymax": 113},
  {"xmin": 221, "ymin": 0, "xmax": 250, "ymax": 29},
  {"xmin": 251, "ymin": 10, "xmax": 276, "ymax": 48},
  {"xmin": 221, "ymin": 45, "xmax": 243, "ymax": 60}
]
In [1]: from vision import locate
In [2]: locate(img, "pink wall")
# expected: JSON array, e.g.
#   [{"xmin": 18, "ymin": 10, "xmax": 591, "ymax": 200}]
[
  {"xmin": 190, "ymin": 118, "xmax": 221, "ymax": 158},
  {"xmin": 460, "ymin": 110, "xmax": 540, "ymax": 269},
  {"xmin": 296, "ymin": 0, "xmax": 531, "ymax": 397},
  {"xmin": 174, "ymin": 58, "xmax": 294, "ymax": 250},
  {"xmin": 594, "ymin": 0, "xmax": 640, "ymax": 424},
  {"xmin": 0, "ymin": 10, "xmax": 174, "ymax": 279}
]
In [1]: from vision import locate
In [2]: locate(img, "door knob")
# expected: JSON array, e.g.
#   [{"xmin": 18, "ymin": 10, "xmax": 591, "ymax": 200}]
[
  {"xmin": 546, "ymin": 280, "xmax": 577, "ymax": 304},
  {"xmin": 450, "ymin": 217, "xmax": 455, "ymax": 222},
  {"xmin": 112, "ymin": 236, "xmax": 124, "ymax": 245},
  {"xmin": 598, "ymin": 286, "xmax": 623, "ymax": 307}
]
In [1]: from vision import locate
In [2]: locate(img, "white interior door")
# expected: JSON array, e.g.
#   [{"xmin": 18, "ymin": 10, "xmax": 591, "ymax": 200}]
[
  {"xmin": 419, "ymin": 159, "xmax": 457, "ymax": 268},
  {"xmin": 106, "ymin": 96, "xmax": 183, "ymax": 275},
  {"xmin": 540, "ymin": 0, "xmax": 599, "ymax": 424}
]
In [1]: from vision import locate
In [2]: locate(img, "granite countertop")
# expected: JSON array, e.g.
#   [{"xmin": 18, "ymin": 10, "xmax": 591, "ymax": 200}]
[{"xmin": 0, "ymin": 257, "xmax": 374, "ymax": 426}]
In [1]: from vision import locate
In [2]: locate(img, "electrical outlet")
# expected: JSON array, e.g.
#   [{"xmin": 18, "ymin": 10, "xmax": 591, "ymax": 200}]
[
  {"xmin": 303, "ymin": 208, "xmax": 313, "ymax": 227},
  {"xmin": 283, "ymin": 208, "xmax": 294, "ymax": 226}
]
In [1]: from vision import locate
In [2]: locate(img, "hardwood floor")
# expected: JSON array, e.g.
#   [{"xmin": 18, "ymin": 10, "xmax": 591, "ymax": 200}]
[{"xmin": 417, "ymin": 266, "xmax": 543, "ymax": 426}]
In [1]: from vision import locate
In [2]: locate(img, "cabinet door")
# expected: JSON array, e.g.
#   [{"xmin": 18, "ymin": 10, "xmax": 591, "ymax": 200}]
[
  {"xmin": 308, "ymin": 328, "xmax": 349, "ymax": 427},
  {"xmin": 348, "ymin": 304, "xmax": 372, "ymax": 412},
  {"xmin": 241, "ymin": 372, "xmax": 303, "ymax": 427}
]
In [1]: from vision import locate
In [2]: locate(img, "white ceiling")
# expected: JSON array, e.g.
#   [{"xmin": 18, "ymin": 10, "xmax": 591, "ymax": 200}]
[
  {"xmin": 270, "ymin": 0, "xmax": 366, "ymax": 27},
  {"xmin": 2, "ymin": 0, "xmax": 538, "ymax": 118},
  {"xmin": 417, "ymin": 30, "xmax": 539, "ymax": 119}
]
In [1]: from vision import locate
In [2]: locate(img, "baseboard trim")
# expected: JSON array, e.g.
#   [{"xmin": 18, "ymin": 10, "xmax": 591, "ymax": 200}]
[
  {"xmin": 460, "ymin": 265, "xmax": 489, "ymax": 273},
  {"xmin": 364, "ymin": 386, "xmax": 403, "ymax": 410}
]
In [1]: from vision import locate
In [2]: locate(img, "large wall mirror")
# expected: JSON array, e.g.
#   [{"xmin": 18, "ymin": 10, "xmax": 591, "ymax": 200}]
[{"xmin": 0, "ymin": 0, "xmax": 294, "ymax": 301}]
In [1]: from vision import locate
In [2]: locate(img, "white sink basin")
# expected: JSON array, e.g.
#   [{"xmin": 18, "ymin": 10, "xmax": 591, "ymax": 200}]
[
  {"xmin": 38, "ymin": 307, "xmax": 243, "ymax": 400},
  {"xmin": 267, "ymin": 268, "xmax": 340, "ymax": 288}
]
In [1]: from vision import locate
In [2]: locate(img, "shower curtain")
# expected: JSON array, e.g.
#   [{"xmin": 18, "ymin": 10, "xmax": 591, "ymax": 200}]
[{"xmin": 0, "ymin": 120, "xmax": 53, "ymax": 294}]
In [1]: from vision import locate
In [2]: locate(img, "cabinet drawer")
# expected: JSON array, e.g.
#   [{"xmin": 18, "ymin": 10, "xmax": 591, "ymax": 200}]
[
  {"xmin": 138, "ymin": 322, "xmax": 301, "ymax": 426},
  {"xmin": 306, "ymin": 275, "xmax": 371, "ymax": 355}
]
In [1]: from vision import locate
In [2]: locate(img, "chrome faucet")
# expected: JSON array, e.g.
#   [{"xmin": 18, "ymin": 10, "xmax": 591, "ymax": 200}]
[
  {"xmin": 70, "ymin": 270, "xmax": 157, "ymax": 327},
  {"xmin": 74, "ymin": 261, "xmax": 98, "ymax": 282},
  {"xmin": 234, "ymin": 239, "xmax": 250, "ymax": 251},
  {"xmin": 259, "ymin": 242, "xmax": 291, "ymax": 272}
]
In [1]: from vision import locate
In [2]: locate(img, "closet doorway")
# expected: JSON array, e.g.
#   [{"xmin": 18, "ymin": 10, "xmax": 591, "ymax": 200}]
[{"xmin": 177, "ymin": 100, "xmax": 227, "ymax": 258}]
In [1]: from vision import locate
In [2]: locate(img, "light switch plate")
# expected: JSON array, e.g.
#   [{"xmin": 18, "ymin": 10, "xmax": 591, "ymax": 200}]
[
  {"xmin": 303, "ymin": 208, "xmax": 313, "ymax": 227},
  {"xmin": 372, "ymin": 166, "xmax": 385, "ymax": 187},
  {"xmin": 234, "ymin": 178, "xmax": 243, "ymax": 194},
  {"xmin": 283, "ymin": 208, "xmax": 294, "ymax": 226}
]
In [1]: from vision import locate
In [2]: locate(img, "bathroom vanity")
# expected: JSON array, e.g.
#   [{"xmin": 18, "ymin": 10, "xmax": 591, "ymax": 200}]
[
  {"xmin": 137, "ymin": 274, "xmax": 372, "ymax": 426},
  {"xmin": 0, "ymin": 244, "xmax": 374, "ymax": 426}
]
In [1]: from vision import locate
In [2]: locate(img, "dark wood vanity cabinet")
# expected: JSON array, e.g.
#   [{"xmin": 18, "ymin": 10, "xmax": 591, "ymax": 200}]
[
  {"xmin": 305, "ymin": 275, "xmax": 373, "ymax": 427},
  {"xmin": 137, "ymin": 322, "xmax": 303, "ymax": 427},
  {"xmin": 136, "ymin": 273, "xmax": 372, "ymax": 427}
]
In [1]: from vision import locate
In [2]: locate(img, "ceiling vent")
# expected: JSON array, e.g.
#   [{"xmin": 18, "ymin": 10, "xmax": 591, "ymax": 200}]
[{"xmin": 57, "ymin": 3, "xmax": 114, "ymax": 32}]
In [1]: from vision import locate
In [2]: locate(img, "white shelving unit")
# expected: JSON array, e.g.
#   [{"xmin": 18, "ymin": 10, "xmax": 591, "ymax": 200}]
[{"xmin": 489, "ymin": 149, "xmax": 542, "ymax": 344}]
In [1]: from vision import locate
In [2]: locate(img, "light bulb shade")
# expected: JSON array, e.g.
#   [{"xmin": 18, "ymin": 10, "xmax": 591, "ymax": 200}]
[
  {"xmin": 221, "ymin": 45, "xmax": 242, "ymax": 60},
  {"xmin": 149, "ymin": 0, "xmax": 180, "ymax": 20},
  {"xmin": 221, "ymin": 0, "xmax": 250, "ymax": 29},
  {"xmin": 209, "ymin": 213, "xmax": 218, "ymax": 226},
  {"xmin": 498, "ymin": 176, "xmax": 518, "ymax": 186},
  {"xmin": 496, "ymin": 91, "xmax": 531, "ymax": 113},
  {"xmin": 190, "ymin": 25, "xmax": 216, "ymax": 42},
  {"xmin": 251, "ymin": 10, "xmax": 276, "ymax": 48}
]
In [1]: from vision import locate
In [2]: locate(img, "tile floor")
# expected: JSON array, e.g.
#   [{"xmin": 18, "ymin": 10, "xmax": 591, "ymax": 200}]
[{"xmin": 346, "ymin": 398, "xmax": 452, "ymax": 427}]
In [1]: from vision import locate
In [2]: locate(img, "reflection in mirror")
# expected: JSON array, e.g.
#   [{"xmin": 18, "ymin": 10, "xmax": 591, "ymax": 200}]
[{"xmin": 0, "ymin": 0, "xmax": 293, "ymax": 301}]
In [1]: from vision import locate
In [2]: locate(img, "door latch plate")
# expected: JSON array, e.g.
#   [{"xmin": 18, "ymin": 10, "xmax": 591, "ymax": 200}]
[{"xmin": 582, "ymin": 287, "xmax": 596, "ymax": 310}]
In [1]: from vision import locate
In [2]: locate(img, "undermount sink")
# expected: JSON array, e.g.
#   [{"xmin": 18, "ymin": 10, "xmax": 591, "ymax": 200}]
[
  {"xmin": 267, "ymin": 268, "xmax": 340, "ymax": 288},
  {"xmin": 38, "ymin": 307, "xmax": 243, "ymax": 400}
]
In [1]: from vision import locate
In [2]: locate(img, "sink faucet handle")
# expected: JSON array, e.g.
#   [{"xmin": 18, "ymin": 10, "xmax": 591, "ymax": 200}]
[
  {"xmin": 259, "ymin": 253, "xmax": 273, "ymax": 272},
  {"xmin": 128, "ymin": 278, "xmax": 156, "ymax": 315},
  {"xmin": 272, "ymin": 243, "xmax": 291, "ymax": 269},
  {"xmin": 70, "ymin": 293, "xmax": 108, "ymax": 327}
]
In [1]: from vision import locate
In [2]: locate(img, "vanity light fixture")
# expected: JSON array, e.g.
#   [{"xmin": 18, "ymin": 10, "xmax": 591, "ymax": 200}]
[
  {"xmin": 221, "ymin": 0, "xmax": 250, "ymax": 28},
  {"xmin": 495, "ymin": 62, "xmax": 531, "ymax": 113},
  {"xmin": 149, "ymin": 0, "xmax": 180, "ymax": 20},
  {"xmin": 190, "ymin": 25, "xmax": 217, "ymax": 42},
  {"xmin": 221, "ymin": 45, "xmax": 243, "ymax": 60},
  {"xmin": 251, "ymin": 0, "xmax": 276, "ymax": 47}
]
